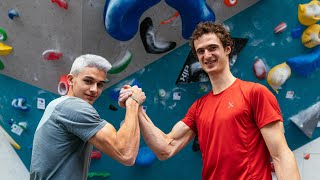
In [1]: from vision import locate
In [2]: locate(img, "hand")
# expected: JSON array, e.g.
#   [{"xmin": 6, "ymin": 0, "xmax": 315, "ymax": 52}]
[
  {"xmin": 118, "ymin": 85, "xmax": 132, "ymax": 108},
  {"xmin": 128, "ymin": 85, "xmax": 146, "ymax": 106}
]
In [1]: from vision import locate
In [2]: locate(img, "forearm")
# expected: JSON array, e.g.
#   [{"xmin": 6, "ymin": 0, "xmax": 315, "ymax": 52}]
[
  {"xmin": 273, "ymin": 149, "xmax": 300, "ymax": 180},
  {"xmin": 138, "ymin": 107, "xmax": 172, "ymax": 160},
  {"xmin": 116, "ymin": 99, "xmax": 140, "ymax": 163}
]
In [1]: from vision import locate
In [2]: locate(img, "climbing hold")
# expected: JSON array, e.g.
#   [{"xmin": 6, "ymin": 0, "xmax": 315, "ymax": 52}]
[
  {"xmin": 286, "ymin": 45, "xmax": 320, "ymax": 77},
  {"xmin": 301, "ymin": 24, "xmax": 320, "ymax": 48},
  {"xmin": 140, "ymin": 17, "xmax": 176, "ymax": 54},
  {"xmin": 224, "ymin": 0, "xmax": 238, "ymax": 7},
  {"xmin": 298, "ymin": 0, "xmax": 320, "ymax": 26},
  {"xmin": 57, "ymin": 75, "xmax": 69, "ymax": 95},
  {"xmin": 291, "ymin": 26, "xmax": 303, "ymax": 39},
  {"xmin": 0, "ymin": 42, "xmax": 13, "ymax": 56},
  {"xmin": 164, "ymin": 0, "xmax": 215, "ymax": 39},
  {"xmin": 18, "ymin": 122, "xmax": 28, "ymax": 130},
  {"xmin": 304, "ymin": 153, "xmax": 310, "ymax": 160},
  {"xmin": 103, "ymin": 0, "xmax": 161, "ymax": 41},
  {"xmin": 274, "ymin": 22, "xmax": 287, "ymax": 34},
  {"xmin": 253, "ymin": 58, "xmax": 267, "ymax": 80},
  {"xmin": 0, "ymin": 28, "xmax": 8, "ymax": 41},
  {"xmin": 11, "ymin": 97, "xmax": 29, "ymax": 111},
  {"xmin": 42, "ymin": 49, "xmax": 63, "ymax": 60},
  {"xmin": 267, "ymin": 62, "xmax": 291, "ymax": 94},
  {"xmin": 160, "ymin": 12, "xmax": 180, "ymax": 25},
  {"xmin": 91, "ymin": 150, "xmax": 102, "ymax": 160},
  {"xmin": 51, "ymin": 0, "xmax": 68, "ymax": 10},
  {"xmin": 158, "ymin": 89, "xmax": 166, "ymax": 98},
  {"xmin": 88, "ymin": 172, "xmax": 111, "ymax": 178},
  {"xmin": 108, "ymin": 50, "xmax": 132, "ymax": 74},
  {"xmin": 108, "ymin": 104, "xmax": 118, "ymax": 111},
  {"xmin": 135, "ymin": 146, "xmax": 157, "ymax": 166},
  {"xmin": 0, "ymin": 59, "xmax": 4, "ymax": 70},
  {"xmin": 290, "ymin": 101, "xmax": 320, "ymax": 138},
  {"xmin": 8, "ymin": 9, "xmax": 20, "ymax": 20},
  {"xmin": 0, "ymin": 126, "xmax": 21, "ymax": 150}
]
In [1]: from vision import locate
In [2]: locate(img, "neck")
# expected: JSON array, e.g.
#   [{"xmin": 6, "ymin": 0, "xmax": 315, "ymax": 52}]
[{"xmin": 208, "ymin": 69, "xmax": 236, "ymax": 95}]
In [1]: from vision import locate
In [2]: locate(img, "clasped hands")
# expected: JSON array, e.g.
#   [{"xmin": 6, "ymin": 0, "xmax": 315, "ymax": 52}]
[{"xmin": 118, "ymin": 85, "xmax": 146, "ymax": 107}]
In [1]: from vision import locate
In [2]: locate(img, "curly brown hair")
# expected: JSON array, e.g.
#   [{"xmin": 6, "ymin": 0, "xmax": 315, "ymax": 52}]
[{"xmin": 190, "ymin": 21, "xmax": 233, "ymax": 58}]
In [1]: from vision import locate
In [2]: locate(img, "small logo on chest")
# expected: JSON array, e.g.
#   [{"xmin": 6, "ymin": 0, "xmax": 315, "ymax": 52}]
[{"xmin": 228, "ymin": 101, "xmax": 234, "ymax": 108}]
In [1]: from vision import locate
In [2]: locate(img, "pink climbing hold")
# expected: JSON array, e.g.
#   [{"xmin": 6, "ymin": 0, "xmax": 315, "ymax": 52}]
[
  {"xmin": 42, "ymin": 50, "xmax": 63, "ymax": 60},
  {"xmin": 304, "ymin": 153, "xmax": 310, "ymax": 160},
  {"xmin": 91, "ymin": 150, "xmax": 102, "ymax": 160},
  {"xmin": 253, "ymin": 58, "xmax": 267, "ymax": 79},
  {"xmin": 51, "ymin": 0, "xmax": 68, "ymax": 10},
  {"xmin": 274, "ymin": 22, "xmax": 287, "ymax": 34}
]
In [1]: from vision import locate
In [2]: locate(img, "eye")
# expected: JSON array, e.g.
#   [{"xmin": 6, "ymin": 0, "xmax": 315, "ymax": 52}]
[
  {"xmin": 207, "ymin": 46, "xmax": 216, "ymax": 52},
  {"xmin": 84, "ymin": 79, "xmax": 92, "ymax": 84},
  {"xmin": 97, "ymin": 83, "xmax": 105, "ymax": 89},
  {"xmin": 224, "ymin": 0, "xmax": 238, "ymax": 7},
  {"xmin": 197, "ymin": 49, "xmax": 204, "ymax": 55}
]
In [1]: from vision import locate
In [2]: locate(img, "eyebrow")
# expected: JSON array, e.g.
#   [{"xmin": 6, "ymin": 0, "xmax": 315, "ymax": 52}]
[
  {"xmin": 83, "ymin": 76, "xmax": 106, "ymax": 83},
  {"xmin": 196, "ymin": 44, "xmax": 218, "ymax": 51}
]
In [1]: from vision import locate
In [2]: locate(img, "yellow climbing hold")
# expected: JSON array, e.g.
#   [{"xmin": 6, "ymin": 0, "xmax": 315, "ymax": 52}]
[
  {"xmin": 298, "ymin": 0, "xmax": 320, "ymax": 26},
  {"xmin": 267, "ymin": 62, "xmax": 291, "ymax": 94},
  {"xmin": 0, "ymin": 42, "xmax": 13, "ymax": 55}
]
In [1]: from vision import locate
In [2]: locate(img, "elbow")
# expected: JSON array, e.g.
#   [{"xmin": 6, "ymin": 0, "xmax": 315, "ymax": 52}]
[
  {"xmin": 156, "ymin": 149, "xmax": 172, "ymax": 161},
  {"xmin": 122, "ymin": 157, "xmax": 136, "ymax": 166},
  {"xmin": 119, "ymin": 152, "xmax": 137, "ymax": 166}
]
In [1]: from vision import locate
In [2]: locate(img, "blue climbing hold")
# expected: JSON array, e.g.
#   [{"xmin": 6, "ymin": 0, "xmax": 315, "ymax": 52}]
[
  {"xmin": 103, "ymin": 0, "xmax": 161, "ymax": 41},
  {"xmin": 8, "ymin": 9, "xmax": 19, "ymax": 20},
  {"xmin": 135, "ymin": 146, "xmax": 157, "ymax": 167},
  {"xmin": 164, "ymin": 0, "xmax": 215, "ymax": 39},
  {"xmin": 286, "ymin": 45, "xmax": 320, "ymax": 77}
]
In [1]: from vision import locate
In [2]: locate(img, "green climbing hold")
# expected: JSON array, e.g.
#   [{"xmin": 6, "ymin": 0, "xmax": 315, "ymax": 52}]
[
  {"xmin": 88, "ymin": 172, "xmax": 111, "ymax": 178},
  {"xmin": 0, "ymin": 59, "xmax": 4, "ymax": 70},
  {"xmin": 108, "ymin": 50, "xmax": 132, "ymax": 74},
  {"xmin": 0, "ymin": 28, "xmax": 8, "ymax": 41}
]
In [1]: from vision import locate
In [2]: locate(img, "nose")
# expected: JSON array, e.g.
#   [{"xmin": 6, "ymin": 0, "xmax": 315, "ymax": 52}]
[
  {"xmin": 90, "ymin": 84, "xmax": 98, "ymax": 92},
  {"xmin": 203, "ymin": 49, "xmax": 211, "ymax": 59}
]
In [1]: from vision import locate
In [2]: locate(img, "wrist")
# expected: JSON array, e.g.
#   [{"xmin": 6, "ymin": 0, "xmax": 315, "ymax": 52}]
[{"xmin": 129, "ymin": 96, "xmax": 140, "ymax": 105}]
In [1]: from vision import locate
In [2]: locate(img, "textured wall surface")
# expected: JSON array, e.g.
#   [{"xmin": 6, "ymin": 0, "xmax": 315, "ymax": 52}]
[{"xmin": 0, "ymin": 0, "xmax": 259, "ymax": 94}]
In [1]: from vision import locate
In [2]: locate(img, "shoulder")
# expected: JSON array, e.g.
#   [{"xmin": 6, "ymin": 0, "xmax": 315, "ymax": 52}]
[
  {"xmin": 195, "ymin": 92, "xmax": 211, "ymax": 105},
  {"xmin": 56, "ymin": 96, "xmax": 98, "ymax": 114},
  {"xmin": 237, "ymin": 79, "xmax": 270, "ymax": 94}
]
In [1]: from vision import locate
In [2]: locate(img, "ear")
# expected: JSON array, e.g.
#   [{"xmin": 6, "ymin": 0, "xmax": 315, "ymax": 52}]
[
  {"xmin": 67, "ymin": 74, "xmax": 74, "ymax": 86},
  {"xmin": 225, "ymin": 46, "xmax": 232, "ymax": 55}
]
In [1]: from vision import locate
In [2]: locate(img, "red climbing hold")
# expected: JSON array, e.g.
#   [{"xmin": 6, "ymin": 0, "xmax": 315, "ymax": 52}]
[
  {"xmin": 253, "ymin": 58, "xmax": 267, "ymax": 79},
  {"xmin": 51, "ymin": 0, "xmax": 68, "ymax": 10},
  {"xmin": 91, "ymin": 150, "xmax": 102, "ymax": 160}
]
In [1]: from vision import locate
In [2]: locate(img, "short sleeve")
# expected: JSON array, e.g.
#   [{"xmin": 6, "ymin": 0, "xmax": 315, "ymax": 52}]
[
  {"xmin": 250, "ymin": 83, "xmax": 283, "ymax": 128},
  {"xmin": 181, "ymin": 101, "xmax": 198, "ymax": 133},
  {"xmin": 55, "ymin": 98, "xmax": 107, "ymax": 141}
]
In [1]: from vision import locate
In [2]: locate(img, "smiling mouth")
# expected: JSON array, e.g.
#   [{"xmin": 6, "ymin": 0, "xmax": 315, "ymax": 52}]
[
  {"xmin": 204, "ymin": 60, "xmax": 217, "ymax": 65},
  {"xmin": 86, "ymin": 94, "xmax": 96, "ymax": 98}
]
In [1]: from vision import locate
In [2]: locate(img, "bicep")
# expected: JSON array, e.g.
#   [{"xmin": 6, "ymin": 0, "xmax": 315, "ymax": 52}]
[
  {"xmin": 88, "ymin": 123, "xmax": 124, "ymax": 162},
  {"xmin": 166, "ymin": 121, "xmax": 196, "ymax": 156},
  {"xmin": 260, "ymin": 120, "xmax": 289, "ymax": 157}
]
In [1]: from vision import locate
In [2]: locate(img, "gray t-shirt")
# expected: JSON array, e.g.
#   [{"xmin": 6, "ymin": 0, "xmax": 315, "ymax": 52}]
[{"xmin": 30, "ymin": 96, "xmax": 107, "ymax": 180}]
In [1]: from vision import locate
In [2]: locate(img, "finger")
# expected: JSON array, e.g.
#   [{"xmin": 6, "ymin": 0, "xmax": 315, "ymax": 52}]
[
  {"xmin": 118, "ymin": 95, "xmax": 128, "ymax": 102},
  {"xmin": 119, "ymin": 88, "xmax": 132, "ymax": 95},
  {"xmin": 123, "ymin": 85, "xmax": 131, "ymax": 89},
  {"xmin": 118, "ymin": 92, "xmax": 130, "ymax": 101}
]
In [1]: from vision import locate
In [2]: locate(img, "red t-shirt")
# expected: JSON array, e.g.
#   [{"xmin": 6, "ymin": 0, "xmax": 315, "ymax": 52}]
[{"xmin": 182, "ymin": 79, "xmax": 283, "ymax": 180}]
